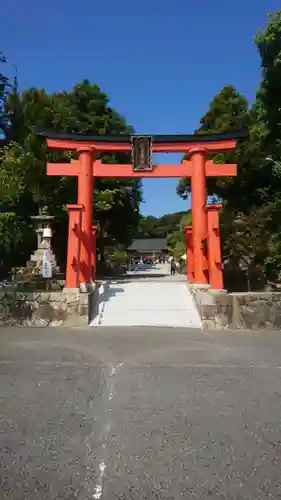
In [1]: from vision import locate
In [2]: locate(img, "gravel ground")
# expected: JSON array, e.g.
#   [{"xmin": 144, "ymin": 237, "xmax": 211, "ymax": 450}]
[{"xmin": 1, "ymin": 326, "xmax": 281, "ymax": 499}]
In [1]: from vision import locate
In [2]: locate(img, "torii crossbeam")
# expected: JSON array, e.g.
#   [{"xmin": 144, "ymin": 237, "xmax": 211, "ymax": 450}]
[
  {"xmin": 40, "ymin": 131, "xmax": 244, "ymax": 288},
  {"xmin": 47, "ymin": 159, "xmax": 237, "ymax": 178}
]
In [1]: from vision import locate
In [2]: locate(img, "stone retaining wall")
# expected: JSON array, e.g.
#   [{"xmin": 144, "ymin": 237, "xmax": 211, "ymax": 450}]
[
  {"xmin": 0, "ymin": 288, "xmax": 97, "ymax": 327},
  {"xmin": 190, "ymin": 287, "xmax": 281, "ymax": 330}
]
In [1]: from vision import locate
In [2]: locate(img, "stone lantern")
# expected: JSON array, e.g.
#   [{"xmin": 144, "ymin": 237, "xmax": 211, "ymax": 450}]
[
  {"xmin": 31, "ymin": 206, "xmax": 54, "ymax": 251},
  {"xmin": 29, "ymin": 206, "xmax": 59, "ymax": 274}
]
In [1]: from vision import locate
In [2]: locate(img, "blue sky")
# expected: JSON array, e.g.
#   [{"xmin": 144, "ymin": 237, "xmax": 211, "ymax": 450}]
[{"xmin": 2, "ymin": 0, "xmax": 280, "ymax": 217}]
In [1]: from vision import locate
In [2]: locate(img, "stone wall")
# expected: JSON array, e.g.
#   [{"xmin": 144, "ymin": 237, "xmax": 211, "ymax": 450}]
[
  {"xmin": 0, "ymin": 287, "xmax": 97, "ymax": 327},
  {"xmin": 190, "ymin": 287, "xmax": 281, "ymax": 330}
]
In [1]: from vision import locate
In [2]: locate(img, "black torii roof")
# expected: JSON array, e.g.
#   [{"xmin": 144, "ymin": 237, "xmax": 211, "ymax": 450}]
[
  {"xmin": 127, "ymin": 238, "xmax": 167, "ymax": 253},
  {"xmin": 37, "ymin": 130, "xmax": 246, "ymax": 144}
]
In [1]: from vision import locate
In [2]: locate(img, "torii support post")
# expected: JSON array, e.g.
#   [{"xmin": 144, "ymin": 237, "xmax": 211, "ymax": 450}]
[
  {"xmin": 206, "ymin": 204, "xmax": 223, "ymax": 290},
  {"xmin": 92, "ymin": 225, "xmax": 97, "ymax": 282},
  {"xmin": 188, "ymin": 147, "xmax": 209, "ymax": 285},
  {"xmin": 184, "ymin": 226, "xmax": 194, "ymax": 281},
  {"xmin": 65, "ymin": 204, "xmax": 83, "ymax": 289},
  {"xmin": 77, "ymin": 148, "xmax": 94, "ymax": 288}
]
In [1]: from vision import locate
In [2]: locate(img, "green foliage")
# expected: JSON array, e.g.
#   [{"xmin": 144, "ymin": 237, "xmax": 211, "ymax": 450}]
[
  {"xmin": 197, "ymin": 85, "xmax": 249, "ymax": 135},
  {"xmin": 167, "ymin": 212, "xmax": 192, "ymax": 261},
  {"xmin": 176, "ymin": 11, "xmax": 281, "ymax": 290},
  {"xmin": 0, "ymin": 78, "xmax": 142, "ymax": 275},
  {"xmin": 255, "ymin": 10, "xmax": 281, "ymax": 156},
  {"xmin": 177, "ymin": 85, "xmax": 252, "ymax": 207},
  {"xmin": 0, "ymin": 212, "xmax": 35, "ymax": 279},
  {"xmin": 138, "ymin": 211, "xmax": 188, "ymax": 238},
  {"xmin": 0, "ymin": 142, "xmax": 28, "ymax": 201},
  {"xmin": 137, "ymin": 211, "xmax": 192, "ymax": 261},
  {"xmin": 0, "ymin": 53, "xmax": 10, "ymax": 132}
]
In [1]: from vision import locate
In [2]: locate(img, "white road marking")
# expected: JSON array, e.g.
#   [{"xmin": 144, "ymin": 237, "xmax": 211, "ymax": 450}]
[
  {"xmin": 93, "ymin": 461, "xmax": 107, "ymax": 499},
  {"xmin": 91, "ymin": 362, "xmax": 123, "ymax": 499}
]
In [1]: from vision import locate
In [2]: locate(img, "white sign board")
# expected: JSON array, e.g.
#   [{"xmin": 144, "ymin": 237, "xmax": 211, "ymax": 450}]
[{"xmin": 42, "ymin": 250, "xmax": 52, "ymax": 278}]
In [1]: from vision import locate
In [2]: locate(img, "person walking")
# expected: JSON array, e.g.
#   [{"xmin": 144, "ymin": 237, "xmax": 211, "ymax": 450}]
[{"xmin": 170, "ymin": 258, "xmax": 176, "ymax": 276}]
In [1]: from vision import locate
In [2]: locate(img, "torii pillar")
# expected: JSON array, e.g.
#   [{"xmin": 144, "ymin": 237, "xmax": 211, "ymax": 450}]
[
  {"xmin": 77, "ymin": 147, "xmax": 94, "ymax": 287},
  {"xmin": 206, "ymin": 203, "xmax": 223, "ymax": 290},
  {"xmin": 184, "ymin": 205, "xmax": 224, "ymax": 289},
  {"xmin": 65, "ymin": 204, "xmax": 83, "ymax": 289},
  {"xmin": 184, "ymin": 226, "xmax": 194, "ymax": 281},
  {"xmin": 188, "ymin": 147, "xmax": 209, "ymax": 285}
]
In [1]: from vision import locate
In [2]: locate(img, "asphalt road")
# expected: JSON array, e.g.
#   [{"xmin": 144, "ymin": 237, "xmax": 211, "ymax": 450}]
[{"xmin": 1, "ymin": 327, "xmax": 281, "ymax": 499}]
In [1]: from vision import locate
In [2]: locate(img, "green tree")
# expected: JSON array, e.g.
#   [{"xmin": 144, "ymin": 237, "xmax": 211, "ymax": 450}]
[
  {"xmin": 167, "ymin": 212, "xmax": 192, "ymax": 261},
  {"xmin": 138, "ymin": 212, "xmax": 189, "ymax": 238},
  {"xmin": 176, "ymin": 22, "xmax": 281, "ymax": 290},
  {"xmin": 0, "ymin": 142, "xmax": 29, "ymax": 202},
  {"xmin": 197, "ymin": 85, "xmax": 249, "ymax": 135},
  {"xmin": 0, "ymin": 212, "xmax": 35, "ymax": 279},
  {"xmin": 177, "ymin": 85, "xmax": 251, "ymax": 209},
  {"xmin": 255, "ymin": 10, "xmax": 281, "ymax": 158},
  {"xmin": 177, "ymin": 84, "xmax": 280, "ymax": 212},
  {"xmin": 0, "ymin": 53, "xmax": 10, "ymax": 133},
  {"xmin": 0, "ymin": 79, "xmax": 142, "ymax": 274}
]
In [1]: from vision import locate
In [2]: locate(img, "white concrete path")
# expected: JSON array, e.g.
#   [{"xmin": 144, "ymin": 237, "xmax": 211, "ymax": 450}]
[{"xmin": 90, "ymin": 265, "xmax": 201, "ymax": 328}]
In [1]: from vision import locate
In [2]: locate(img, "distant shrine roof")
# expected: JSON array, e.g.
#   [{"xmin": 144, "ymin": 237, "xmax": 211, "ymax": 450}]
[{"xmin": 127, "ymin": 238, "xmax": 168, "ymax": 253}]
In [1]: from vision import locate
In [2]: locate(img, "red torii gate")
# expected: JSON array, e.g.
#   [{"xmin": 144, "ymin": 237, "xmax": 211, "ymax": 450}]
[{"xmin": 40, "ymin": 131, "xmax": 243, "ymax": 289}]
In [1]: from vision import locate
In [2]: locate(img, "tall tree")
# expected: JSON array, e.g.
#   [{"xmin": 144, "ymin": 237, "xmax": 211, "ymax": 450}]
[
  {"xmin": 0, "ymin": 53, "xmax": 10, "ymax": 134},
  {"xmin": 255, "ymin": 10, "xmax": 281, "ymax": 159},
  {"xmin": 177, "ymin": 85, "xmax": 251, "ymax": 210},
  {"xmin": 0, "ymin": 79, "xmax": 142, "ymax": 273},
  {"xmin": 176, "ymin": 28, "xmax": 281, "ymax": 289},
  {"xmin": 196, "ymin": 85, "xmax": 249, "ymax": 135}
]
